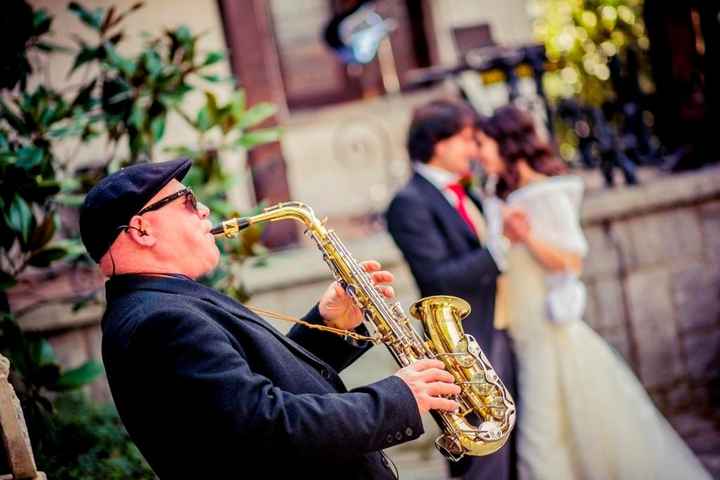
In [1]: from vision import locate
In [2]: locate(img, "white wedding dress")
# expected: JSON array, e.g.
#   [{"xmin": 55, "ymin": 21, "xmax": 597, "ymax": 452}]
[{"xmin": 496, "ymin": 175, "xmax": 711, "ymax": 480}]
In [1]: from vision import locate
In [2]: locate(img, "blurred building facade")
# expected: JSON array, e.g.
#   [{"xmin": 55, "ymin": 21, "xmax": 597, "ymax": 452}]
[
  {"xmin": 217, "ymin": 0, "xmax": 537, "ymax": 246},
  {"xmin": 19, "ymin": 1, "xmax": 720, "ymax": 477}
]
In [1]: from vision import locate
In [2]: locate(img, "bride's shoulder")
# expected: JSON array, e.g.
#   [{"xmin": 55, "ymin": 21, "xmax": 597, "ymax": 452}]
[{"xmin": 507, "ymin": 175, "xmax": 584, "ymax": 204}]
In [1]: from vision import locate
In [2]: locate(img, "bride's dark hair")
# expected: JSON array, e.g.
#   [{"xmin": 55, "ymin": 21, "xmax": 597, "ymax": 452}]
[{"xmin": 478, "ymin": 105, "xmax": 567, "ymax": 198}]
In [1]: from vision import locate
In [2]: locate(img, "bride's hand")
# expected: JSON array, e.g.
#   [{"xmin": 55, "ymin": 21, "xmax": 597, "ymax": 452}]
[{"xmin": 502, "ymin": 207, "xmax": 531, "ymax": 243}]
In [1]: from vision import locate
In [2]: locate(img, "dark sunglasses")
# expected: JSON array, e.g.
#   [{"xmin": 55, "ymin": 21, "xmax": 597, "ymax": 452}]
[{"xmin": 137, "ymin": 187, "xmax": 198, "ymax": 216}]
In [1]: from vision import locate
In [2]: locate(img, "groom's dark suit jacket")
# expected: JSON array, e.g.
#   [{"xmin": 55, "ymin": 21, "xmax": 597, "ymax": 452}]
[
  {"xmin": 102, "ymin": 274, "xmax": 422, "ymax": 479},
  {"xmin": 386, "ymin": 172, "xmax": 517, "ymax": 479}
]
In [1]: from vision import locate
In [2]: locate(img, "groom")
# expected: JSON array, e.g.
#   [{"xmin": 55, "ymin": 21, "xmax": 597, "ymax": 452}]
[{"xmin": 385, "ymin": 99, "xmax": 528, "ymax": 479}]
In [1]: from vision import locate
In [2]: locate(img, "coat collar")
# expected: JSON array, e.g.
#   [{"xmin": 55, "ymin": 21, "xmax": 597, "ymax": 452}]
[
  {"xmin": 409, "ymin": 173, "xmax": 482, "ymax": 246},
  {"xmin": 105, "ymin": 274, "xmax": 338, "ymax": 374}
]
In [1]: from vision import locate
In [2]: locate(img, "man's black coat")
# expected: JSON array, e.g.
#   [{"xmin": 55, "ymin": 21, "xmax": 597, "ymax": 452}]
[{"xmin": 102, "ymin": 274, "xmax": 422, "ymax": 479}]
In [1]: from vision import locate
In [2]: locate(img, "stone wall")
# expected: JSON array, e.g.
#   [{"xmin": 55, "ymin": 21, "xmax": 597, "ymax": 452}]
[{"xmin": 580, "ymin": 169, "xmax": 720, "ymax": 416}]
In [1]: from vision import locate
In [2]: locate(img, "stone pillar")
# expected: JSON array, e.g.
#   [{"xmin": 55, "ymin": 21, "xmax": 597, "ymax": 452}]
[{"xmin": 218, "ymin": 0, "xmax": 297, "ymax": 247}]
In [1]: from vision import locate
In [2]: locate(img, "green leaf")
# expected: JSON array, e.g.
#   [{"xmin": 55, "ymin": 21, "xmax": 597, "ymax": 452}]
[
  {"xmin": 175, "ymin": 25, "xmax": 192, "ymax": 44},
  {"xmin": 229, "ymin": 90, "xmax": 246, "ymax": 121},
  {"xmin": 70, "ymin": 46, "xmax": 102, "ymax": 74},
  {"xmin": 100, "ymin": 5, "xmax": 116, "ymax": 33},
  {"xmin": 201, "ymin": 74, "xmax": 222, "ymax": 83},
  {"xmin": 27, "ymin": 214, "xmax": 56, "ymax": 251},
  {"xmin": 6, "ymin": 194, "xmax": 33, "ymax": 244},
  {"xmin": 31, "ymin": 179, "xmax": 62, "ymax": 200},
  {"xmin": 202, "ymin": 51, "xmax": 224, "ymax": 66},
  {"xmin": 204, "ymin": 91, "xmax": 219, "ymax": 123},
  {"xmin": 30, "ymin": 339, "xmax": 57, "ymax": 367},
  {"xmin": 54, "ymin": 193, "xmax": 85, "ymax": 207},
  {"xmin": 158, "ymin": 92, "xmax": 183, "ymax": 108},
  {"xmin": 27, "ymin": 246, "xmax": 67, "ymax": 267},
  {"xmin": 68, "ymin": 2, "xmax": 104, "ymax": 31},
  {"xmin": 195, "ymin": 106, "xmax": 211, "ymax": 132},
  {"xmin": 52, "ymin": 238, "xmax": 88, "ymax": 262},
  {"xmin": 104, "ymin": 42, "xmax": 136, "ymax": 76},
  {"xmin": 235, "ymin": 128, "xmax": 281, "ymax": 149},
  {"xmin": 52, "ymin": 361, "xmax": 104, "ymax": 391},
  {"xmin": 59, "ymin": 177, "xmax": 82, "ymax": 192},
  {"xmin": 143, "ymin": 49, "xmax": 163, "ymax": 79},
  {"xmin": 150, "ymin": 115, "xmax": 166, "ymax": 142},
  {"xmin": 0, "ymin": 99, "xmax": 29, "ymax": 134},
  {"xmin": 36, "ymin": 41, "xmax": 73, "ymax": 54},
  {"xmin": 15, "ymin": 147, "xmax": 44, "ymax": 170},
  {"xmin": 106, "ymin": 31, "xmax": 124, "ymax": 45},
  {"xmin": 33, "ymin": 9, "xmax": 52, "ymax": 34},
  {"xmin": 71, "ymin": 79, "xmax": 97, "ymax": 109},
  {"xmin": 236, "ymin": 102, "xmax": 276, "ymax": 129},
  {"xmin": 129, "ymin": 102, "xmax": 146, "ymax": 129}
]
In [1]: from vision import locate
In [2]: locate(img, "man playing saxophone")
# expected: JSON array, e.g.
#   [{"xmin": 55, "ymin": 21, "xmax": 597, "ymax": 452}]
[{"xmin": 79, "ymin": 158, "xmax": 461, "ymax": 479}]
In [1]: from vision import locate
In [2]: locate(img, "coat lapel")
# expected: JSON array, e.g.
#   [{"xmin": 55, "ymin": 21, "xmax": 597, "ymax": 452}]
[{"xmin": 411, "ymin": 173, "xmax": 481, "ymax": 247}]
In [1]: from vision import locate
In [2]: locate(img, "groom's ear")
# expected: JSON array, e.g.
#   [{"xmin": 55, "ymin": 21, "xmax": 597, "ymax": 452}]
[{"xmin": 434, "ymin": 139, "xmax": 447, "ymax": 158}]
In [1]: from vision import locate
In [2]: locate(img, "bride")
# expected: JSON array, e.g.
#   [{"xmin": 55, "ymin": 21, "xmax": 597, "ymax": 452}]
[{"xmin": 474, "ymin": 105, "xmax": 711, "ymax": 480}]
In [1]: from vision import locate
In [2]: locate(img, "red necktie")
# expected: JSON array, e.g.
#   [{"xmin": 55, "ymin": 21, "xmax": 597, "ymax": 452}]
[{"xmin": 446, "ymin": 183, "xmax": 476, "ymax": 234}]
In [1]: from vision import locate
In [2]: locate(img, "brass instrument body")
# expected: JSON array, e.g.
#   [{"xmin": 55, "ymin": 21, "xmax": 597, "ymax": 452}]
[{"xmin": 213, "ymin": 202, "xmax": 516, "ymax": 460}]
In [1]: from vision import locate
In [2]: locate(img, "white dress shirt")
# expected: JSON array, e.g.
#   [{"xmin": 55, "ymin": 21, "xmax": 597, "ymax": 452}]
[{"xmin": 414, "ymin": 163, "xmax": 508, "ymax": 271}]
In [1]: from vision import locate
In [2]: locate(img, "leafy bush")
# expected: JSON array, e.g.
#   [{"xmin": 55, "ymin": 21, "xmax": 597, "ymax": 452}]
[
  {"xmin": 35, "ymin": 394, "xmax": 155, "ymax": 480},
  {"xmin": 1, "ymin": 1, "xmax": 279, "ymax": 477}
]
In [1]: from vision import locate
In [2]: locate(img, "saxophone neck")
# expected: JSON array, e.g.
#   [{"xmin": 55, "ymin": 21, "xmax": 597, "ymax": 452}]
[{"xmin": 211, "ymin": 202, "xmax": 327, "ymax": 238}]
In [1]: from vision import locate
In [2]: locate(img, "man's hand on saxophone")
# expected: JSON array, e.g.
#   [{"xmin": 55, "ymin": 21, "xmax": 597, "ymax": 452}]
[
  {"xmin": 319, "ymin": 260, "xmax": 395, "ymax": 330},
  {"xmin": 395, "ymin": 359, "xmax": 461, "ymax": 414}
]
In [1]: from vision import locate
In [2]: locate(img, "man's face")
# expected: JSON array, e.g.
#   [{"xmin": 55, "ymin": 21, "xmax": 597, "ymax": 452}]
[
  {"xmin": 430, "ymin": 126, "xmax": 477, "ymax": 176},
  {"xmin": 140, "ymin": 180, "xmax": 220, "ymax": 278},
  {"xmin": 475, "ymin": 130, "xmax": 505, "ymax": 176}
]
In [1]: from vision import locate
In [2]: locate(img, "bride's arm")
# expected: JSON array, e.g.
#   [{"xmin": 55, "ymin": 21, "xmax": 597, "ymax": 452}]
[{"xmin": 524, "ymin": 234, "xmax": 583, "ymax": 273}]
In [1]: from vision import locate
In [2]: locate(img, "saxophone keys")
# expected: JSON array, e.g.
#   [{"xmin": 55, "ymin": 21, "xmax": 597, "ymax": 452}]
[
  {"xmin": 478, "ymin": 421, "xmax": 503, "ymax": 440},
  {"xmin": 490, "ymin": 407, "xmax": 507, "ymax": 420},
  {"xmin": 469, "ymin": 373, "xmax": 494, "ymax": 395},
  {"xmin": 466, "ymin": 337, "xmax": 481, "ymax": 357},
  {"xmin": 453, "ymin": 338, "xmax": 476, "ymax": 368}
]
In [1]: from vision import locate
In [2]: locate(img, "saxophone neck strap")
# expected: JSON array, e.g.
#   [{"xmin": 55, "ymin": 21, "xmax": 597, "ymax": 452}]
[{"xmin": 246, "ymin": 304, "xmax": 382, "ymax": 343}]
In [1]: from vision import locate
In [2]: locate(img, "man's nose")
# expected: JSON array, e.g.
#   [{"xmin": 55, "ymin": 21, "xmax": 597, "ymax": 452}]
[{"xmin": 197, "ymin": 201, "xmax": 210, "ymax": 219}]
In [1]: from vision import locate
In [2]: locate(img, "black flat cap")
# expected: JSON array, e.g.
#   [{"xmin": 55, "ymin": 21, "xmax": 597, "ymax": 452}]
[{"xmin": 80, "ymin": 158, "xmax": 192, "ymax": 262}]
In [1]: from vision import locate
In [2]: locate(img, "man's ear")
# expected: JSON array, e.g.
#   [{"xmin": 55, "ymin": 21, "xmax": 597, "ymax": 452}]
[
  {"xmin": 433, "ymin": 139, "xmax": 446, "ymax": 159},
  {"xmin": 126, "ymin": 216, "xmax": 155, "ymax": 246}
]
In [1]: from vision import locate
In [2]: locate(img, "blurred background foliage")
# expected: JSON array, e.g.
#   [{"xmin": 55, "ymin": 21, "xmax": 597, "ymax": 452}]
[
  {"xmin": 531, "ymin": 0, "xmax": 652, "ymax": 105},
  {"xmin": 529, "ymin": 0, "xmax": 660, "ymax": 177},
  {"xmin": 0, "ymin": 1, "xmax": 276, "ymax": 477}
]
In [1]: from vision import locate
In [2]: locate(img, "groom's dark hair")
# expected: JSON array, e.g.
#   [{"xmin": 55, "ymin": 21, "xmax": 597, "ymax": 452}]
[{"xmin": 407, "ymin": 99, "xmax": 476, "ymax": 164}]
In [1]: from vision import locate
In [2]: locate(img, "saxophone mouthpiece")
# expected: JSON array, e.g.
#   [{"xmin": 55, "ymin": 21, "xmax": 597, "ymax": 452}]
[
  {"xmin": 210, "ymin": 224, "xmax": 226, "ymax": 235},
  {"xmin": 211, "ymin": 217, "xmax": 251, "ymax": 237}
]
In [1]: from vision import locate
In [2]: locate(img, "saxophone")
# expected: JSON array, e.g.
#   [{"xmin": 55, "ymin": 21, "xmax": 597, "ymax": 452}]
[{"xmin": 211, "ymin": 202, "xmax": 516, "ymax": 461}]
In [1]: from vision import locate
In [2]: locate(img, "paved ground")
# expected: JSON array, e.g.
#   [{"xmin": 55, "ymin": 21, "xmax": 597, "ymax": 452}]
[
  {"xmin": 385, "ymin": 411, "xmax": 720, "ymax": 479},
  {"xmin": 672, "ymin": 412, "xmax": 720, "ymax": 478}
]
